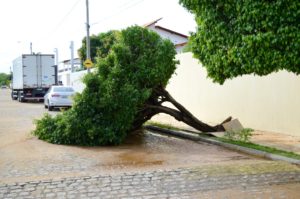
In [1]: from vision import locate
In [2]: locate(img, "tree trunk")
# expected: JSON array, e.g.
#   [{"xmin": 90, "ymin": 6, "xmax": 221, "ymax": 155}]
[{"xmin": 132, "ymin": 86, "xmax": 231, "ymax": 132}]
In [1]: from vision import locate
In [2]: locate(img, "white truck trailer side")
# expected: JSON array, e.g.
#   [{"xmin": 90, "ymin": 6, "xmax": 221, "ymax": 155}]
[{"xmin": 11, "ymin": 54, "xmax": 57, "ymax": 102}]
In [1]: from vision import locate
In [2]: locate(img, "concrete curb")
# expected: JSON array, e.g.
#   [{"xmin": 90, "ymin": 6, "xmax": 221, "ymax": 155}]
[{"xmin": 145, "ymin": 125, "xmax": 300, "ymax": 165}]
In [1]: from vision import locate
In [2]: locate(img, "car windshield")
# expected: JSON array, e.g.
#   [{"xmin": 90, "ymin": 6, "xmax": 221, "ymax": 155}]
[{"xmin": 53, "ymin": 87, "xmax": 74, "ymax": 92}]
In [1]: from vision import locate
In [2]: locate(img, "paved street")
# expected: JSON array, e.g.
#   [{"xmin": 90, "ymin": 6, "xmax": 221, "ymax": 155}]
[
  {"xmin": 1, "ymin": 89, "xmax": 300, "ymax": 198},
  {"xmin": 1, "ymin": 162, "xmax": 300, "ymax": 199}
]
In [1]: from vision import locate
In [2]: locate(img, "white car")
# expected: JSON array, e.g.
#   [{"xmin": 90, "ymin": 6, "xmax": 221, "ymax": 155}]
[{"xmin": 44, "ymin": 86, "xmax": 75, "ymax": 111}]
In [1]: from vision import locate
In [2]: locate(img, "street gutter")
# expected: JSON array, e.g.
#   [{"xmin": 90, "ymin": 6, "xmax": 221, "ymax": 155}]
[{"xmin": 145, "ymin": 125, "xmax": 300, "ymax": 166}]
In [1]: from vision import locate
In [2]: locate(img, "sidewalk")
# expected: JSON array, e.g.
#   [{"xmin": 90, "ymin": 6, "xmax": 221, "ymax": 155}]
[
  {"xmin": 146, "ymin": 124, "xmax": 300, "ymax": 165},
  {"xmin": 250, "ymin": 130, "xmax": 300, "ymax": 155},
  {"xmin": 210, "ymin": 130, "xmax": 300, "ymax": 156},
  {"xmin": 150, "ymin": 116, "xmax": 300, "ymax": 155},
  {"xmin": 211, "ymin": 130, "xmax": 300, "ymax": 155}
]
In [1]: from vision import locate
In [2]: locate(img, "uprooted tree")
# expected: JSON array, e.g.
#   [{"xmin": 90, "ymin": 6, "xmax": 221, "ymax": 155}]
[
  {"xmin": 33, "ymin": 26, "xmax": 229, "ymax": 146},
  {"xmin": 33, "ymin": 1, "xmax": 299, "ymax": 146}
]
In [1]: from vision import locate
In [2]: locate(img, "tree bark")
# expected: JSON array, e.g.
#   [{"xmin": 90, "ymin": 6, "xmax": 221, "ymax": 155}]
[{"xmin": 132, "ymin": 86, "xmax": 231, "ymax": 133}]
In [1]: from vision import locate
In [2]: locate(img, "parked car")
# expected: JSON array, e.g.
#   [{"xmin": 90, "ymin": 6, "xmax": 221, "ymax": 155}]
[{"xmin": 44, "ymin": 86, "xmax": 75, "ymax": 111}]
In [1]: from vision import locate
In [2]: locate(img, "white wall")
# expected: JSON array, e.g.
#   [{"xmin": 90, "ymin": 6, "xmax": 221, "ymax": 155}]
[
  {"xmin": 147, "ymin": 25, "xmax": 188, "ymax": 53},
  {"xmin": 69, "ymin": 68, "xmax": 98, "ymax": 93},
  {"xmin": 152, "ymin": 53, "xmax": 300, "ymax": 136},
  {"xmin": 70, "ymin": 70, "xmax": 87, "ymax": 93},
  {"xmin": 58, "ymin": 71, "xmax": 70, "ymax": 86},
  {"xmin": 149, "ymin": 27, "xmax": 187, "ymax": 44}
]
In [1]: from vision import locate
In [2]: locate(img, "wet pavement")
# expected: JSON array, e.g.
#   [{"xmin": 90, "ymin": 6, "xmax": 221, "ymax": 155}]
[
  {"xmin": 1, "ymin": 89, "xmax": 300, "ymax": 198},
  {"xmin": 1, "ymin": 162, "xmax": 300, "ymax": 199}
]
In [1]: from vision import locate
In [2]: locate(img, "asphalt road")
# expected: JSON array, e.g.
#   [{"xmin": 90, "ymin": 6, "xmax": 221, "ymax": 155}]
[{"xmin": 0, "ymin": 88, "xmax": 300, "ymax": 198}]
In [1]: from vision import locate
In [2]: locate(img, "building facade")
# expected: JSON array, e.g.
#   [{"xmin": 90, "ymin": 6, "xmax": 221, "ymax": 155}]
[{"xmin": 144, "ymin": 18, "xmax": 188, "ymax": 53}]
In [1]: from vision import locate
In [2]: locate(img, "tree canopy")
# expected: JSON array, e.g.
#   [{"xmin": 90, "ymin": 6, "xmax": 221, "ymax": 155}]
[
  {"xmin": 0, "ymin": 73, "xmax": 10, "ymax": 86},
  {"xmin": 78, "ymin": 30, "xmax": 119, "ymax": 63},
  {"xmin": 33, "ymin": 26, "xmax": 178, "ymax": 145},
  {"xmin": 180, "ymin": 0, "xmax": 300, "ymax": 84}
]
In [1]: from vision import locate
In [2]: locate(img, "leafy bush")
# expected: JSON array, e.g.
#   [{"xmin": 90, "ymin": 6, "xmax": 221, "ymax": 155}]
[{"xmin": 33, "ymin": 26, "xmax": 177, "ymax": 146}]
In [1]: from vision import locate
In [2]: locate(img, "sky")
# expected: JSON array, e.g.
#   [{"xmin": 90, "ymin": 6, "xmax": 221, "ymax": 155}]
[{"xmin": 0, "ymin": 0, "xmax": 196, "ymax": 74}]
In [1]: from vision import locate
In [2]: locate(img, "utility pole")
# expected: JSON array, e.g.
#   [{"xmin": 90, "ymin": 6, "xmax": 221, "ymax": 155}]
[
  {"xmin": 70, "ymin": 41, "xmax": 74, "ymax": 72},
  {"xmin": 30, "ymin": 42, "xmax": 33, "ymax": 54},
  {"xmin": 86, "ymin": 0, "xmax": 91, "ymax": 73},
  {"xmin": 53, "ymin": 48, "xmax": 59, "ymax": 85},
  {"xmin": 54, "ymin": 48, "xmax": 59, "ymax": 67}
]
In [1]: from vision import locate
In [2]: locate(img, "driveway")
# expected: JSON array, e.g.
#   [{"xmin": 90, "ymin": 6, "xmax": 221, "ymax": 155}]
[{"xmin": 0, "ymin": 89, "xmax": 299, "ymax": 198}]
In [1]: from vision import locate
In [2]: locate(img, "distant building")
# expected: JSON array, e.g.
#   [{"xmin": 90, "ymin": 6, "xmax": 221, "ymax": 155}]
[
  {"xmin": 58, "ymin": 58, "xmax": 83, "ymax": 86},
  {"xmin": 144, "ymin": 18, "xmax": 188, "ymax": 53}
]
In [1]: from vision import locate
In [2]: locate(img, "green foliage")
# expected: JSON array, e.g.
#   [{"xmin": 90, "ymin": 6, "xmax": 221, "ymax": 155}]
[
  {"xmin": 145, "ymin": 121, "xmax": 182, "ymax": 131},
  {"xmin": 33, "ymin": 26, "xmax": 177, "ymax": 146},
  {"xmin": 0, "ymin": 73, "xmax": 10, "ymax": 86},
  {"xmin": 180, "ymin": 0, "xmax": 300, "ymax": 84},
  {"xmin": 78, "ymin": 30, "xmax": 120, "ymax": 63},
  {"xmin": 224, "ymin": 128, "xmax": 253, "ymax": 143},
  {"xmin": 182, "ymin": 40, "xmax": 193, "ymax": 53}
]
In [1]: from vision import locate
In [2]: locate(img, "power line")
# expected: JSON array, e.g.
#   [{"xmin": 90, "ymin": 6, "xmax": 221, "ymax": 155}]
[
  {"xmin": 37, "ymin": 0, "xmax": 82, "ymax": 43},
  {"xmin": 91, "ymin": 0, "xmax": 145, "ymax": 26},
  {"xmin": 51, "ymin": 0, "xmax": 82, "ymax": 34}
]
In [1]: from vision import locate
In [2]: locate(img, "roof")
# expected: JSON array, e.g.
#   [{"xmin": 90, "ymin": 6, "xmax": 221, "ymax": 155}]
[
  {"xmin": 143, "ymin": 17, "xmax": 163, "ymax": 28},
  {"xmin": 143, "ymin": 18, "xmax": 188, "ymax": 39},
  {"xmin": 155, "ymin": 26, "xmax": 188, "ymax": 38},
  {"xmin": 175, "ymin": 42, "xmax": 188, "ymax": 47},
  {"xmin": 62, "ymin": 58, "xmax": 81, "ymax": 64}
]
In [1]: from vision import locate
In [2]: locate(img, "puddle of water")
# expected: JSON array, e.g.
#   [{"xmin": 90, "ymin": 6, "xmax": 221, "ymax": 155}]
[{"xmin": 117, "ymin": 152, "xmax": 163, "ymax": 166}]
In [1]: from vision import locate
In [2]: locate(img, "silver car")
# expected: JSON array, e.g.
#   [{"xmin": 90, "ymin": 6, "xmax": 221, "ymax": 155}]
[{"xmin": 44, "ymin": 86, "xmax": 75, "ymax": 111}]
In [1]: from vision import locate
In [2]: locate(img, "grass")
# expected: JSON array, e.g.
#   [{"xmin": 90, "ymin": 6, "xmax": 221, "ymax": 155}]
[
  {"xmin": 144, "ymin": 121, "xmax": 183, "ymax": 131},
  {"xmin": 216, "ymin": 137, "xmax": 300, "ymax": 160}
]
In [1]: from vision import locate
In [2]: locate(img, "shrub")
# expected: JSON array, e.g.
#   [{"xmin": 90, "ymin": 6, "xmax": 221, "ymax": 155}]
[{"xmin": 224, "ymin": 128, "xmax": 254, "ymax": 143}]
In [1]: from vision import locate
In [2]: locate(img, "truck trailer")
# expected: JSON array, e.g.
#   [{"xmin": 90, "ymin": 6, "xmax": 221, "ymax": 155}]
[{"xmin": 11, "ymin": 54, "xmax": 57, "ymax": 102}]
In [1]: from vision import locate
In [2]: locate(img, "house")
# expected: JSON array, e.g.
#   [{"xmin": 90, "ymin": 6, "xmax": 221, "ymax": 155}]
[
  {"xmin": 144, "ymin": 18, "xmax": 188, "ymax": 53},
  {"xmin": 57, "ymin": 58, "xmax": 83, "ymax": 86}
]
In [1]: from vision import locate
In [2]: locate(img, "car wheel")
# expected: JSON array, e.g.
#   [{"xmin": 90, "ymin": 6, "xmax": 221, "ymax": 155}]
[
  {"xmin": 48, "ymin": 100, "xmax": 53, "ymax": 111},
  {"xmin": 44, "ymin": 98, "xmax": 48, "ymax": 108},
  {"xmin": 18, "ymin": 93, "xmax": 24, "ymax": 102},
  {"xmin": 11, "ymin": 92, "xmax": 17, "ymax": 100}
]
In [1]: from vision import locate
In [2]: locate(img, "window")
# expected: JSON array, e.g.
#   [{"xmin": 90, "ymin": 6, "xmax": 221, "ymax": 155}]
[{"xmin": 53, "ymin": 87, "xmax": 74, "ymax": 92}]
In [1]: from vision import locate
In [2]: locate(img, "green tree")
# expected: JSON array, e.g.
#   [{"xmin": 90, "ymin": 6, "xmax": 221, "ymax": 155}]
[
  {"xmin": 78, "ymin": 30, "xmax": 120, "ymax": 63},
  {"xmin": 179, "ymin": 0, "xmax": 300, "ymax": 84},
  {"xmin": 33, "ymin": 26, "xmax": 228, "ymax": 146},
  {"xmin": 0, "ymin": 73, "xmax": 10, "ymax": 86}
]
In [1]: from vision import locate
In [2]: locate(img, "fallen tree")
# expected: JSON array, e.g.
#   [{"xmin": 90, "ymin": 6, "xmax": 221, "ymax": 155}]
[
  {"xmin": 33, "ymin": 1, "xmax": 299, "ymax": 146},
  {"xmin": 33, "ymin": 26, "xmax": 229, "ymax": 146},
  {"xmin": 131, "ymin": 85, "xmax": 231, "ymax": 132}
]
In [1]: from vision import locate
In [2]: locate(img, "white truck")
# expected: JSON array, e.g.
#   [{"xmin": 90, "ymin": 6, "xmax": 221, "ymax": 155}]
[{"xmin": 11, "ymin": 54, "xmax": 57, "ymax": 102}]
